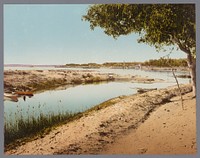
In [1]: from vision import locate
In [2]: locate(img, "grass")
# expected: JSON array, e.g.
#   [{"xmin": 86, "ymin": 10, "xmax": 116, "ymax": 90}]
[
  {"xmin": 4, "ymin": 109, "xmax": 75, "ymax": 147},
  {"xmin": 4, "ymin": 95, "xmax": 126, "ymax": 151}
]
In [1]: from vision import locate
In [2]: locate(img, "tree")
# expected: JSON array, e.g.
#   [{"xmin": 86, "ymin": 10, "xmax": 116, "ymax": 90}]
[{"xmin": 82, "ymin": 4, "xmax": 196, "ymax": 96}]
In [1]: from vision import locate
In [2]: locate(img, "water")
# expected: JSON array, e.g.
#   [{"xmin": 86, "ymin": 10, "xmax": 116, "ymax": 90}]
[
  {"xmin": 4, "ymin": 66, "xmax": 189, "ymax": 81},
  {"xmin": 4, "ymin": 68, "xmax": 190, "ymax": 127}
]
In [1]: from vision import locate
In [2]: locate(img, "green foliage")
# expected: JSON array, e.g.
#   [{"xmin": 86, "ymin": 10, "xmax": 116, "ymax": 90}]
[
  {"xmin": 102, "ymin": 62, "xmax": 141, "ymax": 67},
  {"xmin": 4, "ymin": 95, "xmax": 122, "ymax": 148},
  {"xmin": 65, "ymin": 63, "xmax": 101, "ymax": 68},
  {"xmin": 142, "ymin": 58, "xmax": 188, "ymax": 67},
  {"xmin": 83, "ymin": 4, "xmax": 195, "ymax": 56},
  {"xmin": 83, "ymin": 4, "xmax": 196, "ymax": 96},
  {"xmin": 4, "ymin": 109, "xmax": 75, "ymax": 146}
]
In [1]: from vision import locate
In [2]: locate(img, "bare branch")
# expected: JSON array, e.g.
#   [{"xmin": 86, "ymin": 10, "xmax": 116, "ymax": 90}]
[
  {"xmin": 172, "ymin": 69, "xmax": 184, "ymax": 110},
  {"xmin": 161, "ymin": 53, "xmax": 184, "ymax": 110},
  {"xmin": 173, "ymin": 37, "xmax": 190, "ymax": 54}
]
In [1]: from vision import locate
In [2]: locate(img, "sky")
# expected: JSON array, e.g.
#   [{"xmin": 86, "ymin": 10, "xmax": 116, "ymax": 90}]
[{"xmin": 4, "ymin": 4, "xmax": 187, "ymax": 65}]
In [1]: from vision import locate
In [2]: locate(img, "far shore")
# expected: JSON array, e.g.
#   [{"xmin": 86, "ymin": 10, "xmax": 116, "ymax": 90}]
[
  {"xmin": 4, "ymin": 68, "xmax": 165, "ymax": 95},
  {"xmin": 5, "ymin": 64, "xmax": 189, "ymax": 72}
]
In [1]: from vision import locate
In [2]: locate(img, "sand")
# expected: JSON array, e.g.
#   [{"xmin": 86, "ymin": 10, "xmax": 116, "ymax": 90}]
[
  {"xmin": 102, "ymin": 92, "xmax": 196, "ymax": 154},
  {"xmin": 4, "ymin": 69, "xmax": 163, "ymax": 94},
  {"xmin": 4, "ymin": 84, "xmax": 196, "ymax": 155}
]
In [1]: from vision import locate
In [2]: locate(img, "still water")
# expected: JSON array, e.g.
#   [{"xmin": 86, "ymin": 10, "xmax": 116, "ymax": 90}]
[{"xmin": 4, "ymin": 68, "xmax": 190, "ymax": 126}]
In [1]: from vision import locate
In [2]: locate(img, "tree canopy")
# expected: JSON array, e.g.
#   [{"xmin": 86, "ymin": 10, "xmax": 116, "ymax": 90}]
[
  {"xmin": 83, "ymin": 4, "xmax": 195, "ymax": 57},
  {"xmin": 83, "ymin": 4, "xmax": 196, "ymax": 96},
  {"xmin": 142, "ymin": 58, "xmax": 188, "ymax": 67}
]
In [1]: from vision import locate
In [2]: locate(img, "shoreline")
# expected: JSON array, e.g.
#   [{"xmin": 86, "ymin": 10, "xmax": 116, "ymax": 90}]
[
  {"xmin": 3, "ymin": 68, "xmax": 171, "ymax": 145},
  {"xmin": 4, "ymin": 67, "xmax": 189, "ymax": 95},
  {"xmin": 4, "ymin": 69, "xmax": 164, "ymax": 100},
  {"xmin": 5, "ymin": 84, "xmax": 194, "ymax": 155},
  {"xmin": 102, "ymin": 91, "xmax": 196, "ymax": 154}
]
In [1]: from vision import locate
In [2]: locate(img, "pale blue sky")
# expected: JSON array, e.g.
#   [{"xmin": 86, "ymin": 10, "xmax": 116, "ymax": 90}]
[{"xmin": 4, "ymin": 4, "xmax": 186, "ymax": 65}]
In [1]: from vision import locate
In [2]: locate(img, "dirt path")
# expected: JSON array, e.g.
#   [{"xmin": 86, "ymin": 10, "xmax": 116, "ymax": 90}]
[
  {"xmin": 102, "ymin": 92, "xmax": 196, "ymax": 154},
  {"xmin": 5, "ymin": 84, "xmax": 195, "ymax": 155}
]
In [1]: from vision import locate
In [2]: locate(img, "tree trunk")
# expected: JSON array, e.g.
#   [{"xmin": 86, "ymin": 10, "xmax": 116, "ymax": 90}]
[{"xmin": 187, "ymin": 53, "xmax": 196, "ymax": 97}]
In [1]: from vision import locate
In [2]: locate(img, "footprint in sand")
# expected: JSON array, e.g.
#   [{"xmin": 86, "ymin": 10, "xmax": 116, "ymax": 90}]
[{"xmin": 138, "ymin": 148, "xmax": 148, "ymax": 154}]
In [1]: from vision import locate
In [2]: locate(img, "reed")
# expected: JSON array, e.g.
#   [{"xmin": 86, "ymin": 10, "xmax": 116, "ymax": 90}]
[
  {"xmin": 4, "ymin": 108, "xmax": 75, "ymax": 146},
  {"xmin": 4, "ymin": 95, "xmax": 122, "ymax": 148}
]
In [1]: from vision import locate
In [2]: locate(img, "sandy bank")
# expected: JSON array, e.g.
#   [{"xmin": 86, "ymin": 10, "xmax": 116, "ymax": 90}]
[
  {"xmin": 4, "ymin": 69, "xmax": 164, "ymax": 94},
  {"xmin": 4, "ymin": 69, "xmax": 112, "ymax": 93},
  {"xmin": 102, "ymin": 92, "xmax": 196, "ymax": 154},
  {"xmin": 5, "ymin": 84, "xmax": 194, "ymax": 155}
]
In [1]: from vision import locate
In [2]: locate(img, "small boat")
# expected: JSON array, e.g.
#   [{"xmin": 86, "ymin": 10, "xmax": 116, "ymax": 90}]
[
  {"xmin": 4, "ymin": 93, "xmax": 18, "ymax": 102},
  {"xmin": 15, "ymin": 91, "xmax": 34, "ymax": 96}
]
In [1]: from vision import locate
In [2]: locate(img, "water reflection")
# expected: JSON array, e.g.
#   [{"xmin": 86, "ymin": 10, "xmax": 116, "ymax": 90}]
[{"xmin": 4, "ymin": 68, "xmax": 190, "ymax": 127}]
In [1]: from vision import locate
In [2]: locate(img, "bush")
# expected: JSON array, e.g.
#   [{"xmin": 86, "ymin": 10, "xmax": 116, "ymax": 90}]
[{"xmin": 71, "ymin": 78, "xmax": 83, "ymax": 84}]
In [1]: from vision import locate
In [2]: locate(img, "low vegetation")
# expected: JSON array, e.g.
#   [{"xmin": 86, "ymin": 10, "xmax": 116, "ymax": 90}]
[
  {"xmin": 27, "ymin": 78, "xmax": 67, "ymax": 92},
  {"xmin": 4, "ymin": 108, "xmax": 75, "ymax": 146},
  {"xmin": 4, "ymin": 95, "xmax": 125, "ymax": 150},
  {"xmin": 62, "ymin": 58, "xmax": 188, "ymax": 69},
  {"xmin": 142, "ymin": 58, "xmax": 188, "ymax": 67}
]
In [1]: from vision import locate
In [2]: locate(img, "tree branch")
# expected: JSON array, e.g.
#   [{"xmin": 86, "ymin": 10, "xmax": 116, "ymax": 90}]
[
  {"xmin": 173, "ymin": 37, "xmax": 191, "ymax": 55},
  {"xmin": 161, "ymin": 53, "xmax": 184, "ymax": 110}
]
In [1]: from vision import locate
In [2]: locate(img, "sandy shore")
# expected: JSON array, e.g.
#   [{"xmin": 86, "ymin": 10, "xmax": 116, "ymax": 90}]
[
  {"xmin": 5, "ymin": 84, "xmax": 196, "ymax": 155},
  {"xmin": 4, "ymin": 69, "xmax": 164, "ymax": 94},
  {"xmin": 102, "ymin": 92, "xmax": 196, "ymax": 154}
]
